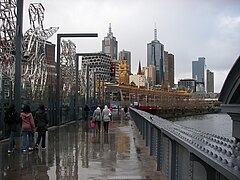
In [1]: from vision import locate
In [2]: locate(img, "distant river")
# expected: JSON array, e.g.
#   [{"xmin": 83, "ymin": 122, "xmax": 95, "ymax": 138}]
[{"xmin": 170, "ymin": 113, "xmax": 233, "ymax": 140}]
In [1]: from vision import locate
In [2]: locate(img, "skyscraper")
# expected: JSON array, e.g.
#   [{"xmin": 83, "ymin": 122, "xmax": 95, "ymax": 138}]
[
  {"xmin": 192, "ymin": 57, "xmax": 206, "ymax": 90},
  {"xmin": 119, "ymin": 49, "xmax": 131, "ymax": 74},
  {"xmin": 164, "ymin": 51, "xmax": 175, "ymax": 88},
  {"xmin": 102, "ymin": 23, "xmax": 118, "ymax": 60},
  {"xmin": 168, "ymin": 53, "xmax": 174, "ymax": 88},
  {"xmin": 207, "ymin": 69, "xmax": 214, "ymax": 93},
  {"xmin": 147, "ymin": 26, "xmax": 164, "ymax": 85}
]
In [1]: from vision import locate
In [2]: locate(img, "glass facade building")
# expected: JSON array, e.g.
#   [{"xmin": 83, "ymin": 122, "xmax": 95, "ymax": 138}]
[
  {"xmin": 147, "ymin": 27, "xmax": 164, "ymax": 85},
  {"xmin": 192, "ymin": 57, "xmax": 206, "ymax": 85}
]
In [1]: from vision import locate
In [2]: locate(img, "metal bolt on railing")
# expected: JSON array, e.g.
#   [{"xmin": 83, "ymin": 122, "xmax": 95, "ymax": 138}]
[
  {"xmin": 222, "ymin": 159, "xmax": 228, "ymax": 164},
  {"xmin": 234, "ymin": 166, "xmax": 239, "ymax": 171},
  {"xmin": 213, "ymin": 154, "xmax": 218, "ymax": 158},
  {"xmin": 228, "ymin": 162, "xmax": 234, "ymax": 167},
  {"xmin": 226, "ymin": 151, "xmax": 232, "ymax": 156},
  {"xmin": 217, "ymin": 156, "xmax": 222, "ymax": 161}
]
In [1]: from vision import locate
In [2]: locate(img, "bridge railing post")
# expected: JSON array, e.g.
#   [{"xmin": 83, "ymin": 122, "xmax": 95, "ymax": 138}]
[
  {"xmin": 170, "ymin": 140, "xmax": 177, "ymax": 180},
  {"xmin": 150, "ymin": 125, "xmax": 154, "ymax": 156},
  {"xmin": 157, "ymin": 130, "xmax": 162, "ymax": 171},
  {"xmin": 146, "ymin": 122, "xmax": 149, "ymax": 146}
]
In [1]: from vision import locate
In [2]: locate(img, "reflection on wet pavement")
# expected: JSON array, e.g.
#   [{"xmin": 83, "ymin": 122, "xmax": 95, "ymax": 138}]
[{"xmin": 0, "ymin": 110, "xmax": 164, "ymax": 180}]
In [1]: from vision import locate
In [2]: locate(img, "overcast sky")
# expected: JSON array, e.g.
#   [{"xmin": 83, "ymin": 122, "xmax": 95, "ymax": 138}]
[{"xmin": 23, "ymin": 0, "xmax": 240, "ymax": 93}]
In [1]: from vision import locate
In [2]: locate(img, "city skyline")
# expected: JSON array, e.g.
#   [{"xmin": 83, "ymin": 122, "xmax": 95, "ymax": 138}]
[{"xmin": 23, "ymin": 0, "xmax": 240, "ymax": 93}]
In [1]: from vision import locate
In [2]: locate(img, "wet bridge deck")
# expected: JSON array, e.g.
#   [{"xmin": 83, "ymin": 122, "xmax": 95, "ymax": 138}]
[{"xmin": 0, "ymin": 110, "xmax": 164, "ymax": 180}]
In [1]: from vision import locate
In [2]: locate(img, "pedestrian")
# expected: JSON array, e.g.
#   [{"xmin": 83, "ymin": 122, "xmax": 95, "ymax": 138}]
[
  {"xmin": 93, "ymin": 107, "xmax": 102, "ymax": 133},
  {"xmin": 102, "ymin": 105, "xmax": 111, "ymax": 134},
  {"xmin": 124, "ymin": 105, "xmax": 128, "ymax": 117},
  {"xmin": 4, "ymin": 104, "xmax": 19, "ymax": 153},
  {"xmin": 83, "ymin": 104, "xmax": 90, "ymax": 121},
  {"xmin": 34, "ymin": 104, "xmax": 48, "ymax": 150},
  {"xmin": 20, "ymin": 104, "xmax": 35, "ymax": 152}
]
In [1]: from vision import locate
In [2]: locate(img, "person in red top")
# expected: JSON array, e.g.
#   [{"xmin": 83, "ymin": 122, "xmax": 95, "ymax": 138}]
[{"xmin": 20, "ymin": 104, "xmax": 35, "ymax": 152}]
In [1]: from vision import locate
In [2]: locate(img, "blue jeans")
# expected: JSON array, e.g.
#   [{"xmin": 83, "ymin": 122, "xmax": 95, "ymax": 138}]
[
  {"xmin": 22, "ymin": 131, "xmax": 33, "ymax": 150},
  {"xmin": 8, "ymin": 131, "xmax": 15, "ymax": 151}
]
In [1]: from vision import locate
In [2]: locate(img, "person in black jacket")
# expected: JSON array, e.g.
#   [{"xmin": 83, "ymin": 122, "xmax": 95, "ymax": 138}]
[
  {"xmin": 4, "ymin": 104, "xmax": 19, "ymax": 153},
  {"xmin": 34, "ymin": 104, "xmax": 48, "ymax": 150}
]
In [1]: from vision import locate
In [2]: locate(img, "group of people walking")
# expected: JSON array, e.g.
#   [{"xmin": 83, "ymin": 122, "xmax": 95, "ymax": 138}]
[
  {"xmin": 84, "ymin": 104, "xmax": 112, "ymax": 134},
  {"xmin": 4, "ymin": 103, "xmax": 48, "ymax": 153}
]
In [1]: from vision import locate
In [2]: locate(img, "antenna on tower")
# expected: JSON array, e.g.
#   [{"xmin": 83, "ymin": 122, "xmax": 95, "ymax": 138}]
[
  {"xmin": 154, "ymin": 22, "xmax": 157, "ymax": 41},
  {"xmin": 109, "ymin": 23, "xmax": 112, "ymax": 33}
]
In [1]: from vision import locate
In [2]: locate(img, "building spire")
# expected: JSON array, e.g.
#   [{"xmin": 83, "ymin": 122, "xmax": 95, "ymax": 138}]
[
  {"xmin": 154, "ymin": 22, "xmax": 157, "ymax": 41},
  {"xmin": 137, "ymin": 60, "xmax": 142, "ymax": 75}
]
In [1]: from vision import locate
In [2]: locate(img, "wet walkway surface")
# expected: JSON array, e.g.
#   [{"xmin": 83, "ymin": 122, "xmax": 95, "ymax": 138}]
[{"xmin": 0, "ymin": 110, "xmax": 164, "ymax": 180}]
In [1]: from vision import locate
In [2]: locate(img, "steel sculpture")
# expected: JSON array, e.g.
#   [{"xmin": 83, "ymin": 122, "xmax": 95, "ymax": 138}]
[
  {"xmin": 22, "ymin": 3, "xmax": 59, "ymax": 100},
  {"xmin": 0, "ymin": 0, "xmax": 17, "ymax": 81},
  {"xmin": 60, "ymin": 39, "xmax": 76, "ymax": 104}
]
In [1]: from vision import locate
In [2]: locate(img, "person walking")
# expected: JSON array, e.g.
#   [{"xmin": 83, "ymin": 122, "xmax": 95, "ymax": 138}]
[
  {"xmin": 4, "ymin": 104, "xmax": 19, "ymax": 153},
  {"xmin": 124, "ymin": 105, "xmax": 128, "ymax": 117},
  {"xmin": 102, "ymin": 105, "xmax": 111, "ymax": 134},
  {"xmin": 93, "ymin": 107, "xmax": 102, "ymax": 133},
  {"xmin": 83, "ymin": 104, "xmax": 90, "ymax": 121},
  {"xmin": 20, "ymin": 104, "xmax": 35, "ymax": 152},
  {"xmin": 34, "ymin": 104, "xmax": 48, "ymax": 150}
]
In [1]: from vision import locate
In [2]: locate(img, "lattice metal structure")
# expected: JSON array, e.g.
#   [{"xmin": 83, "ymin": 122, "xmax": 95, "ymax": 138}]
[
  {"xmin": 22, "ymin": 3, "xmax": 59, "ymax": 100},
  {"xmin": 60, "ymin": 39, "xmax": 76, "ymax": 105},
  {"xmin": 0, "ymin": 0, "xmax": 17, "ymax": 81}
]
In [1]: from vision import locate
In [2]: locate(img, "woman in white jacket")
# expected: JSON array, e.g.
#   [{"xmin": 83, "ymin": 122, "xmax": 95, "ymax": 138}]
[
  {"xmin": 102, "ymin": 105, "xmax": 111, "ymax": 133},
  {"xmin": 93, "ymin": 107, "xmax": 102, "ymax": 132}
]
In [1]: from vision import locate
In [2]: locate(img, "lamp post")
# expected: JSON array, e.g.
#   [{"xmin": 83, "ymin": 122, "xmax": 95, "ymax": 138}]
[
  {"xmin": 15, "ymin": 0, "xmax": 24, "ymax": 113},
  {"xmin": 56, "ymin": 33, "xmax": 98, "ymax": 125}
]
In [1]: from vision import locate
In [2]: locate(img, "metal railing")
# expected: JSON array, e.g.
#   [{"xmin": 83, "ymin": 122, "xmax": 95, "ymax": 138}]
[{"xmin": 129, "ymin": 107, "xmax": 240, "ymax": 180}]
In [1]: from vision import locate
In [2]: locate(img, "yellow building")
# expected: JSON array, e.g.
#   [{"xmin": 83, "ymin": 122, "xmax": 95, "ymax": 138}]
[{"xmin": 119, "ymin": 59, "xmax": 130, "ymax": 85}]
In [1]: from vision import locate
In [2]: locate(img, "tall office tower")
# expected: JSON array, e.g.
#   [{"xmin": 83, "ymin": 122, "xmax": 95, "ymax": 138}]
[
  {"xmin": 192, "ymin": 57, "xmax": 206, "ymax": 90},
  {"xmin": 147, "ymin": 26, "xmax": 164, "ymax": 85},
  {"xmin": 164, "ymin": 51, "xmax": 174, "ymax": 88},
  {"xmin": 168, "ymin": 53, "xmax": 174, "ymax": 88},
  {"xmin": 119, "ymin": 49, "xmax": 131, "ymax": 74},
  {"xmin": 102, "ymin": 23, "xmax": 118, "ymax": 60},
  {"xmin": 207, "ymin": 69, "xmax": 214, "ymax": 93}
]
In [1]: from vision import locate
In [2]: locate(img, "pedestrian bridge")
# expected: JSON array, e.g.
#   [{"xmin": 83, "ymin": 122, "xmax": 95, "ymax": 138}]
[
  {"xmin": 1, "ymin": 108, "xmax": 240, "ymax": 180},
  {"xmin": 0, "ymin": 110, "xmax": 164, "ymax": 180}
]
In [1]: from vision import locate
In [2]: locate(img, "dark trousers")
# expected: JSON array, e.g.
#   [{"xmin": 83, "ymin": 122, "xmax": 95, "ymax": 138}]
[
  {"xmin": 8, "ymin": 131, "xmax": 15, "ymax": 151},
  {"xmin": 36, "ymin": 131, "xmax": 46, "ymax": 148},
  {"xmin": 95, "ymin": 121, "xmax": 101, "ymax": 132},
  {"xmin": 103, "ymin": 121, "xmax": 109, "ymax": 133}
]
